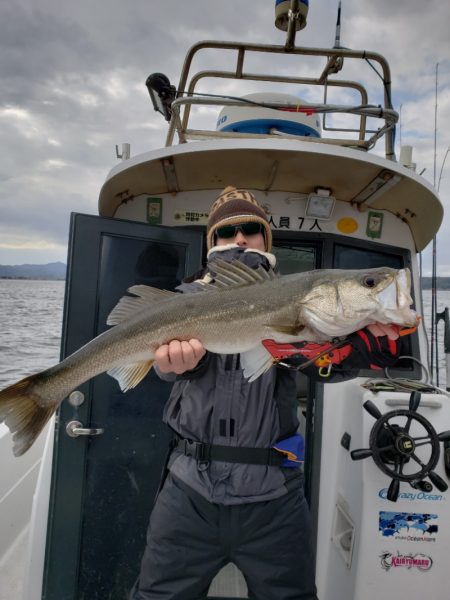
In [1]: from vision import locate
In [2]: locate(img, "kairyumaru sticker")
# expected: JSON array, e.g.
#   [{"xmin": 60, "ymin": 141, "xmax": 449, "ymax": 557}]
[{"xmin": 380, "ymin": 551, "xmax": 432, "ymax": 572}]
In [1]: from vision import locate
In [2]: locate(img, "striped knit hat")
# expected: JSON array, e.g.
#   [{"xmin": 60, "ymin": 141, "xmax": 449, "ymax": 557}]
[{"xmin": 207, "ymin": 186, "xmax": 272, "ymax": 251}]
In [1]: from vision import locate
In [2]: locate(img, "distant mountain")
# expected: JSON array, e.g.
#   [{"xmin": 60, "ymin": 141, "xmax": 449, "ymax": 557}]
[
  {"xmin": 0, "ymin": 263, "xmax": 448, "ymax": 287},
  {"xmin": 421, "ymin": 277, "xmax": 450, "ymax": 290},
  {"xmin": 0, "ymin": 262, "xmax": 66, "ymax": 280}
]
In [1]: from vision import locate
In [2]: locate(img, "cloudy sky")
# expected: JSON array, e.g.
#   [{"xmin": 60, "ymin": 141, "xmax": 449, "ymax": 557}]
[{"xmin": 1, "ymin": 0, "xmax": 449, "ymax": 274}]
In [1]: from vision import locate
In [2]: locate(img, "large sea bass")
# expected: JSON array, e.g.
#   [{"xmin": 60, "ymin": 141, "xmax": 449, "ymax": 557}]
[{"xmin": 0, "ymin": 260, "xmax": 416, "ymax": 456}]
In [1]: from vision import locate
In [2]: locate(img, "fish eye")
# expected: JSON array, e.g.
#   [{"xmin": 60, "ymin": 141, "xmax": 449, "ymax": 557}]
[{"xmin": 363, "ymin": 276, "xmax": 377, "ymax": 288}]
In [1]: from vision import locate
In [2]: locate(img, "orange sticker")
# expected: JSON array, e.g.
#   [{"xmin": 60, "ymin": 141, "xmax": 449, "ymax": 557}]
[{"xmin": 337, "ymin": 217, "xmax": 358, "ymax": 234}]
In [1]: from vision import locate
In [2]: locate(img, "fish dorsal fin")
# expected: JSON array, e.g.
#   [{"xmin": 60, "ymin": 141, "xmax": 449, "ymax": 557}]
[
  {"xmin": 174, "ymin": 261, "xmax": 276, "ymax": 294},
  {"xmin": 107, "ymin": 360, "xmax": 154, "ymax": 392},
  {"xmin": 240, "ymin": 344, "xmax": 275, "ymax": 382},
  {"xmin": 209, "ymin": 259, "xmax": 277, "ymax": 290},
  {"xmin": 107, "ymin": 286, "xmax": 176, "ymax": 326}
]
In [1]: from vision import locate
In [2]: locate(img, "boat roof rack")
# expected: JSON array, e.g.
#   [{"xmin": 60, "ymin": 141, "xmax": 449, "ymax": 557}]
[{"xmin": 162, "ymin": 41, "xmax": 397, "ymax": 160}]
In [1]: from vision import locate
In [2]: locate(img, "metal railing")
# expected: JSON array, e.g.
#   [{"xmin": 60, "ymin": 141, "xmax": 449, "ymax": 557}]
[{"xmin": 165, "ymin": 40, "xmax": 397, "ymax": 160}]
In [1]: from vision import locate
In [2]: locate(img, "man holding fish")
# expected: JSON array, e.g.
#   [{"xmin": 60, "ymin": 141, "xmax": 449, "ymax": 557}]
[
  {"xmin": 129, "ymin": 187, "xmax": 403, "ymax": 600},
  {"xmin": 0, "ymin": 184, "xmax": 414, "ymax": 598}
]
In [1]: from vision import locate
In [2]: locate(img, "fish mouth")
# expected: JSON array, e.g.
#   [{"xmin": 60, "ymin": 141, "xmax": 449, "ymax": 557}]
[{"xmin": 376, "ymin": 268, "xmax": 417, "ymax": 326}]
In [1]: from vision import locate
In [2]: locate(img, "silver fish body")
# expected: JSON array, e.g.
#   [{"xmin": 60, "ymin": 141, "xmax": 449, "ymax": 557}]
[{"xmin": 0, "ymin": 260, "xmax": 417, "ymax": 455}]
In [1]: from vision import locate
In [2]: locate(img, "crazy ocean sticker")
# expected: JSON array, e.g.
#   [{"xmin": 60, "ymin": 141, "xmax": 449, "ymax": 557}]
[
  {"xmin": 378, "ymin": 488, "xmax": 445, "ymax": 502},
  {"xmin": 379, "ymin": 511, "xmax": 438, "ymax": 543},
  {"xmin": 380, "ymin": 551, "xmax": 432, "ymax": 572}
]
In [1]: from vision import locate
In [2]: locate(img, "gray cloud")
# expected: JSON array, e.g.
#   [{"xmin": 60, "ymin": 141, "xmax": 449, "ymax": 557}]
[{"xmin": 0, "ymin": 0, "xmax": 449, "ymax": 275}]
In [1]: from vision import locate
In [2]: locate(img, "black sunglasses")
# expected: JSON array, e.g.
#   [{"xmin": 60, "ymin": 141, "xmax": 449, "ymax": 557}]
[{"xmin": 216, "ymin": 222, "xmax": 264, "ymax": 239}]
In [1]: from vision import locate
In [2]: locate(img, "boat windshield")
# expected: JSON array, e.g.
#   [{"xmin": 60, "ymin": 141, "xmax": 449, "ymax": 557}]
[
  {"xmin": 273, "ymin": 234, "xmax": 408, "ymax": 273},
  {"xmin": 334, "ymin": 243, "xmax": 403, "ymax": 270}
]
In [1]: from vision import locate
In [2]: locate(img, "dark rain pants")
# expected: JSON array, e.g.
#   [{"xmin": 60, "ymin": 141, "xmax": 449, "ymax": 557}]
[{"xmin": 129, "ymin": 473, "xmax": 318, "ymax": 600}]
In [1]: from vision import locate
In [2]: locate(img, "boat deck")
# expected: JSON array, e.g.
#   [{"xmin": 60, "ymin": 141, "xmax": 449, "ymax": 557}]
[{"xmin": 0, "ymin": 527, "xmax": 28, "ymax": 600}]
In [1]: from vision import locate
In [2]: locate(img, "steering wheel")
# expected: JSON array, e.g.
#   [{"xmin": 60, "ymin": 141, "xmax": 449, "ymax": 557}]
[{"xmin": 351, "ymin": 392, "xmax": 450, "ymax": 501}]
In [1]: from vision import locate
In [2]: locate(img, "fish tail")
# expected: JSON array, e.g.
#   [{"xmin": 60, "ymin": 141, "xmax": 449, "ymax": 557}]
[{"xmin": 0, "ymin": 374, "xmax": 56, "ymax": 457}]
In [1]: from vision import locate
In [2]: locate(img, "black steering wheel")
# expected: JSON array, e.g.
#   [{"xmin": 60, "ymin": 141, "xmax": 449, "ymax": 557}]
[{"xmin": 351, "ymin": 392, "xmax": 450, "ymax": 501}]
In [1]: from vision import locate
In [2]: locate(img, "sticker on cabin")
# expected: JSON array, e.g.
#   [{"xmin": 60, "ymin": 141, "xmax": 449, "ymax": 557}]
[
  {"xmin": 337, "ymin": 217, "xmax": 358, "ymax": 234},
  {"xmin": 378, "ymin": 488, "xmax": 445, "ymax": 503},
  {"xmin": 174, "ymin": 211, "xmax": 209, "ymax": 225},
  {"xmin": 268, "ymin": 216, "xmax": 323, "ymax": 231},
  {"xmin": 147, "ymin": 197, "xmax": 163, "ymax": 225},
  {"xmin": 380, "ymin": 551, "xmax": 432, "ymax": 572},
  {"xmin": 366, "ymin": 211, "xmax": 384, "ymax": 238},
  {"xmin": 379, "ymin": 511, "xmax": 438, "ymax": 542}
]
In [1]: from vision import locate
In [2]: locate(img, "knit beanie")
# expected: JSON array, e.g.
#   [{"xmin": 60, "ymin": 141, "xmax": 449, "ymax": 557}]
[{"xmin": 207, "ymin": 186, "xmax": 272, "ymax": 251}]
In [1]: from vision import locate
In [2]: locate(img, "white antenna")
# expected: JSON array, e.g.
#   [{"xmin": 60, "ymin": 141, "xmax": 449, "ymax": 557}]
[
  {"xmin": 430, "ymin": 62, "xmax": 439, "ymax": 384},
  {"xmin": 433, "ymin": 63, "xmax": 438, "ymax": 188},
  {"xmin": 115, "ymin": 143, "xmax": 131, "ymax": 161}
]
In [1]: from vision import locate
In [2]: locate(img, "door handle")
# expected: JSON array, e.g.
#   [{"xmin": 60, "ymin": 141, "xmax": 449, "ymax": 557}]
[{"xmin": 66, "ymin": 420, "xmax": 105, "ymax": 438}]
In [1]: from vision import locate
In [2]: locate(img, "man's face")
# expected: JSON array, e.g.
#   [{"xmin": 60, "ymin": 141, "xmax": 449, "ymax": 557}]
[{"xmin": 215, "ymin": 223, "xmax": 266, "ymax": 251}]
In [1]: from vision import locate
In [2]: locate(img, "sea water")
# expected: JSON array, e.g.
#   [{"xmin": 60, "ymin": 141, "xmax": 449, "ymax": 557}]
[
  {"xmin": 0, "ymin": 279, "xmax": 448, "ymax": 388},
  {"xmin": 0, "ymin": 280, "xmax": 65, "ymax": 388}
]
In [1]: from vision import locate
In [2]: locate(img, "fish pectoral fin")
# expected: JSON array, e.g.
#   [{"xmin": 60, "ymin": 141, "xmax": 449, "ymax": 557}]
[
  {"xmin": 240, "ymin": 345, "xmax": 275, "ymax": 382},
  {"xmin": 107, "ymin": 360, "xmax": 154, "ymax": 392},
  {"xmin": 107, "ymin": 286, "xmax": 176, "ymax": 326},
  {"xmin": 268, "ymin": 323, "xmax": 305, "ymax": 336}
]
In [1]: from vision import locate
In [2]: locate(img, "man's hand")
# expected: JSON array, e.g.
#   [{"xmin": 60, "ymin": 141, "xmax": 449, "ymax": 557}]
[
  {"xmin": 262, "ymin": 322, "xmax": 404, "ymax": 373},
  {"xmin": 155, "ymin": 339, "xmax": 206, "ymax": 374},
  {"xmin": 366, "ymin": 323, "xmax": 400, "ymax": 340}
]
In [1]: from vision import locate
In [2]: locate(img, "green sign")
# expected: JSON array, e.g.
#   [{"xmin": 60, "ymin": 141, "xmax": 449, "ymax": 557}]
[
  {"xmin": 146, "ymin": 197, "xmax": 163, "ymax": 225},
  {"xmin": 366, "ymin": 211, "xmax": 384, "ymax": 239}
]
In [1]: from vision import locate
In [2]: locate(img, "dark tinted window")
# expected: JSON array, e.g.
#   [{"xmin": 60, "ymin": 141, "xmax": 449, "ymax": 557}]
[
  {"xmin": 273, "ymin": 244, "xmax": 318, "ymax": 274},
  {"xmin": 334, "ymin": 244, "xmax": 403, "ymax": 269}
]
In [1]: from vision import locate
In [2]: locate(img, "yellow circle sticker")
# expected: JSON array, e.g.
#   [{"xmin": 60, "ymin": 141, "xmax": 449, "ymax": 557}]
[{"xmin": 337, "ymin": 217, "xmax": 358, "ymax": 234}]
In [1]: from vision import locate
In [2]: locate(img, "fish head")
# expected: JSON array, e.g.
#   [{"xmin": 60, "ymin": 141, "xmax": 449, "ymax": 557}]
[{"xmin": 298, "ymin": 267, "xmax": 417, "ymax": 338}]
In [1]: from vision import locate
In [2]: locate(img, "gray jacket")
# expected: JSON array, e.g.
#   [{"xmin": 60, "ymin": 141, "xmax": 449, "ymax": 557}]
[{"xmin": 157, "ymin": 246, "xmax": 301, "ymax": 505}]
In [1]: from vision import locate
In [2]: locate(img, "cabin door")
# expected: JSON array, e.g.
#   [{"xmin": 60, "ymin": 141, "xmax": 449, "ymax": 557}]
[
  {"xmin": 42, "ymin": 213, "xmax": 206, "ymax": 600},
  {"xmin": 41, "ymin": 214, "xmax": 320, "ymax": 600}
]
